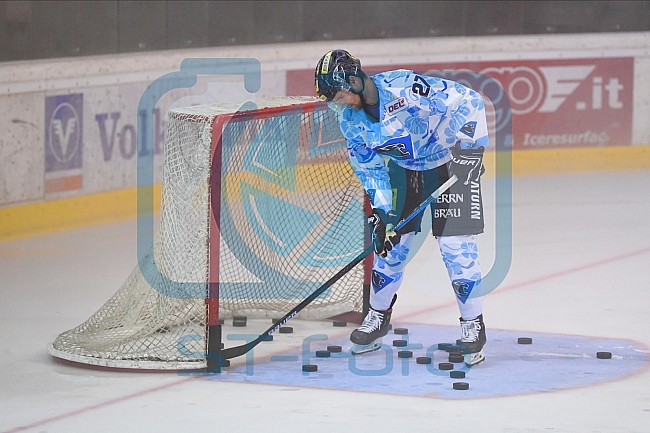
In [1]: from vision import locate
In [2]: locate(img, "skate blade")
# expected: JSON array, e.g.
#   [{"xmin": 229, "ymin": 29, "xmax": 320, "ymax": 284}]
[
  {"xmin": 350, "ymin": 340, "xmax": 382, "ymax": 355},
  {"xmin": 464, "ymin": 349, "xmax": 485, "ymax": 366}
]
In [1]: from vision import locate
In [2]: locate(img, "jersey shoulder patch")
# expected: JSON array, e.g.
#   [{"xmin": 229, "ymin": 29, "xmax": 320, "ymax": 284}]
[
  {"xmin": 383, "ymin": 96, "xmax": 409, "ymax": 116},
  {"xmin": 460, "ymin": 121, "xmax": 477, "ymax": 138}
]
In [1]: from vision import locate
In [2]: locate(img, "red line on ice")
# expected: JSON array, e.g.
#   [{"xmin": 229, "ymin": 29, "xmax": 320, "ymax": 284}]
[
  {"xmin": 2, "ymin": 378, "xmax": 195, "ymax": 433},
  {"xmin": 396, "ymin": 245, "xmax": 650, "ymax": 321}
]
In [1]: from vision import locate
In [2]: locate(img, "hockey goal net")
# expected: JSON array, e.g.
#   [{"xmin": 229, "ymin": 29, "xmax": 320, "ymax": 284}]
[{"xmin": 49, "ymin": 97, "xmax": 368, "ymax": 370}]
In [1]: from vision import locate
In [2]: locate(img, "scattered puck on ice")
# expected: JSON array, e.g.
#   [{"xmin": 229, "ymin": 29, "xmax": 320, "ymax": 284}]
[
  {"xmin": 453, "ymin": 382, "xmax": 470, "ymax": 390},
  {"xmin": 439, "ymin": 362, "xmax": 454, "ymax": 370},
  {"xmin": 271, "ymin": 318, "xmax": 281, "ymax": 324},
  {"xmin": 302, "ymin": 364, "xmax": 318, "ymax": 372},
  {"xmin": 260, "ymin": 334, "xmax": 273, "ymax": 341},
  {"xmin": 416, "ymin": 357, "xmax": 432, "ymax": 364},
  {"xmin": 518, "ymin": 337, "xmax": 533, "ymax": 344},
  {"xmin": 333, "ymin": 320, "xmax": 347, "ymax": 327},
  {"xmin": 233, "ymin": 320, "xmax": 247, "ymax": 327},
  {"xmin": 449, "ymin": 353, "xmax": 465, "ymax": 363},
  {"xmin": 398, "ymin": 351, "xmax": 413, "ymax": 358},
  {"xmin": 445, "ymin": 346, "xmax": 461, "ymax": 353},
  {"xmin": 279, "ymin": 326, "xmax": 293, "ymax": 334},
  {"xmin": 450, "ymin": 370, "xmax": 466, "ymax": 379},
  {"xmin": 394, "ymin": 328, "xmax": 408, "ymax": 335},
  {"xmin": 597, "ymin": 351, "xmax": 612, "ymax": 359},
  {"xmin": 316, "ymin": 350, "xmax": 331, "ymax": 358},
  {"xmin": 438, "ymin": 343, "xmax": 453, "ymax": 350},
  {"xmin": 327, "ymin": 345, "xmax": 342, "ymax": 353},
  {"xmin": 233, "ymin": 315, "xmax": 247, "ymax": 322},
  {"xmin": 393, "ymin": 340, "xmax": 407, "ymax": 347}
]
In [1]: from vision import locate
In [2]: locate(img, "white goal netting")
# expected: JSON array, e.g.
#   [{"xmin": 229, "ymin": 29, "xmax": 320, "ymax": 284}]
[{"xmin": 50, "ymin": 97, "xmax": 367, "ymax": 370}]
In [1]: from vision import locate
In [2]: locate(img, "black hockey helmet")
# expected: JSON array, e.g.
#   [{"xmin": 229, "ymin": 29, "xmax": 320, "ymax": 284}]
[{"xmin": 315, "ymin": 49, "xmax": 367, "ymax": 101}]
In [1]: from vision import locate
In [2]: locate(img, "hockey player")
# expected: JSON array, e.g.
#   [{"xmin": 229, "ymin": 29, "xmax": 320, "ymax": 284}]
[{"xmin": 315, "ymin": 50, "xmax": 489, "ymax": 366}]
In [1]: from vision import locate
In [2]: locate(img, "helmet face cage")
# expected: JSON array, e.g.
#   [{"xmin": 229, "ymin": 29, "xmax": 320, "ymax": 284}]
[{"xmin": 315, "ymin": 50, "xmax": 363, "ymax": 101}]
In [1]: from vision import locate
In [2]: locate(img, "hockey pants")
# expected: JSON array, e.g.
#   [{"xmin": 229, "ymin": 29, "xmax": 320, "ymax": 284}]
[{"xmin": 369, "ymin": 233, "xmax": 484, "ymax": 320}]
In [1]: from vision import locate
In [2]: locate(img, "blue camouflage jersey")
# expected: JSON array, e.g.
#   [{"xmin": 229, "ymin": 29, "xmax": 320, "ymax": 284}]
[{"xmin": 335, "ymin": 69, "xmax": 489, "ymax": 213}]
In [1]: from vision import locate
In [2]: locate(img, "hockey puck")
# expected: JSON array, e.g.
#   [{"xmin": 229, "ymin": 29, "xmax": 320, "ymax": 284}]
[
  {"xmin": 438, "ymin": 362, "xmax": 454, "ymax": 370},
  {"xmin": 445, "ymin": 346, "xmax": 461, "ymax": 353},
  {"xmin": 271, "ymin": 318, "xmax": 281, "ymax": 324},
  {"xmin": 316, "ymin": 350, "xmax": 331, "ymax": 358},
  {"xmin": 279, "ymin": 326, "xmax": 293, "ymax": 334},
  {"xmin": 597, "ymin": 351, "xmax": 612, "ymax": 359},
  {"xmin": 394, "ymin": 327, "xmax": 408, "ymax": 335},
  {"xmin": 333, "ymin": 320, "xmax": 347, "ymax": 327},
  {"xmin": 327, "ymin": 345, "xmax": 342, "ymax": 353},
  {"xmin": 518, "ymin": 337, "xmax": 533, "ymax": 344},
  {"xmin": 449, "ymin": 353, "xmax": 465, "ymax": 363},
  {"xmin": 438, "ymin": 343, "xmax": 453, "ymax": 350},
  {"xmin": 233, "ymin": 315, "xmax": 247, "ymax": 322},
  {"xmin": 233, "ymin": 320, "xmax": 247, "ymax": 327},
  {"xmin": 416, "ymin": 357, "xmax": 432, "ymax": 364},
  {"xmin": 397, "ymin": 350, "xmax": 413, "ymax": 358},
  {"xmin": 302, "ymin": 364, "xmax": 317, "ymax": 372},
  {"xmin": 453, "ymin": 382, "xmax": 469, "ymax": 390},
  {"xmin": 260, "ymin": 334, "xmax": 273, "ymax": 341},
  {"xmin": 393, "ymin": 339, "xmax": 407, "ymax": 347},
  {"xmin": 450, "ymin": 370, "xmax": 466, "ymax": 379}
]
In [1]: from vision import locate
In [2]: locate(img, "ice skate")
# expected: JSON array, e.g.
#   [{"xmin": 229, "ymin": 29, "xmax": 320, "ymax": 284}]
[
  {"xmin": 457, "ymin": 314, "xmax": 486, "ymax": 366},
  {"xmin": 350, "ymin": 306, "xmax": 392, "ymax": 355}
]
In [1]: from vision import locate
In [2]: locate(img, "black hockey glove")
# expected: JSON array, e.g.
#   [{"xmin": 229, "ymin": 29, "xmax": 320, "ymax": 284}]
[
  {"xmin": 368, "ymin": 208, "xmax": 401, "ymax": 258},
  {"xmin": 449, "ymin": 143, "xmax": 485, "ymax": 185}
]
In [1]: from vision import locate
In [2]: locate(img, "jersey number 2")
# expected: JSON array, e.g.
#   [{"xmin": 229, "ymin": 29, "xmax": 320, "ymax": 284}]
[{"xmin": 411, "ymin": 75, "xmax": 431, "ymax": 97}]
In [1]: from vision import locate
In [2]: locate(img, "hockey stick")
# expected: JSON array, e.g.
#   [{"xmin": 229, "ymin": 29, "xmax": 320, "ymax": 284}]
[{"xmin": 219, "ymin": 174, "xmax": 458, "ymax": 360}]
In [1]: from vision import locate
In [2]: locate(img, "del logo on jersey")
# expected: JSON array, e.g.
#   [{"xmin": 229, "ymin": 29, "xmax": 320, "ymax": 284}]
[{"xmin": 384, "ymin": 96, "xmax": 409, "ymax": 116}]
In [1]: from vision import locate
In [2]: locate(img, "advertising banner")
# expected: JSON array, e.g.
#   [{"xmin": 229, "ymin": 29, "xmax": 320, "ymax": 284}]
[
  {"xmin": 44, "ymin": 93, "xmax": 84, "ymax": 194},
  {"xmin": 43, "ymin": 83, "xmax": 162, "ymax": 198},
  {"xmin": 287, "ymin": 57, "xmax": 633, "ymax": 149},
  {"xmin": 40, "ymin": 78, "xmax": 254, "ymax": 199}
]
